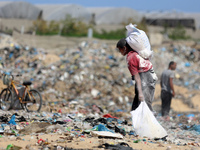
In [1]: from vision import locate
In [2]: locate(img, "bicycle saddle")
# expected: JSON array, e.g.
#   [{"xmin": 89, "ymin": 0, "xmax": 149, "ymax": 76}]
[{"xmin": 23, "ymin": 81, "xmax": 32, "ymax": 86}]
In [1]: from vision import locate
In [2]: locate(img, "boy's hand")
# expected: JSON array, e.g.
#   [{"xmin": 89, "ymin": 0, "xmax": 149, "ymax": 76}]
[
  {"xmin": 139, "ymin": 93, "xmax": 144, "ymax": 101},
  {"xmin": 172, "ymin": 91, "xmax": 175, "ymax": 97}
]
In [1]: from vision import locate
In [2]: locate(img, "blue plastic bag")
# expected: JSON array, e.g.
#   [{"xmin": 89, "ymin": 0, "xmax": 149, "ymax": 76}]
[{"xmin": 8, "ymin": 115, "xmax": 17, "ymax": 125}]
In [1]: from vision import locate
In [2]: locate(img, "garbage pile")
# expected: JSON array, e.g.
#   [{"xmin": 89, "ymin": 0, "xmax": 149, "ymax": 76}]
[
  {"xmin": 0, "ymin": 109, "xmax": 199, "ymax": 149},
  {"xmin": 0, "ymin": 34, "xmax": 199, "ymax": 111},
  {"xmin": 0, "ymin": 33, "xmax": 199, "ymax": 149},
  {"xmin": 153, "ymin": 41, "xmax": 200, "ymax": 90},
  {"xmin": 0, "ymin": 33, "xmax": 136, "ymax": 113}
]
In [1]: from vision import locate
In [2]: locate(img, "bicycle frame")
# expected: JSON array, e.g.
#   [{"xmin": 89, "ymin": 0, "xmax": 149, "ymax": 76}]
[
  {"xmin": 10, "ymin": 80, "xmax": 32, "ymax": 104},
  {"xmin": 1, "ymin": 73, "xmax": 42, "ymax": 112}
]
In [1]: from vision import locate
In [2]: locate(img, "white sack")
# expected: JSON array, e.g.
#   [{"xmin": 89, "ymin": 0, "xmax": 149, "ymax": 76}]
[
  {"xmin": 125, "ymin": 23, "xmax": 153, "ymax": 59},
  {"xmin": 130, "ymin": 101, "xmax": 167, "ymax": 139}
]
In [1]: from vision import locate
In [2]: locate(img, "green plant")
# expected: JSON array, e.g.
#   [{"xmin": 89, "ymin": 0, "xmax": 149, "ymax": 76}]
[
  {"xmin": 31, "ymin": 15, "xmax": 148, "ymax": 40},
  {"xmin": 48, "ymin": 21, "xmax": 60, "ymax": 34},
  {"xmin": 168, "ymin": 24, "xmax": 190, "ymax": 40},
  {"xmin": 61, "ymin": 15, "xmax": 88, "ymax": 37},
  {"xmin": 5, "ymin": 29, "xmax": 13, "ymax": 35},
  {"xmin": 93, "ymin": 28, "xmax": 126, "ymax": 40},
  {"xmin": 33, "ymin": 19, "xmax": 48, "ymax": 35}
]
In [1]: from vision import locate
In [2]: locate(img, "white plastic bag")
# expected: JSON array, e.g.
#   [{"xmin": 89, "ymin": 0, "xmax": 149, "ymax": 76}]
[
  {"xmin": 125, "ymin": 23, "xmax": 153, "ymax": 59},
  {"xmin": 130, "ymin": 101, "xmax": 167, "ymax": 139}
]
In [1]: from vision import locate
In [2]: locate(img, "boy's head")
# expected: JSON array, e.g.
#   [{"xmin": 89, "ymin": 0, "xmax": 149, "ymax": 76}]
[
  {"xmin": 116, "ymin": 38, "xmax": 132, "ymax": 56},
  {"xmin": 168, "ymin": 61, "xmax": 177, "ymax": 70}
]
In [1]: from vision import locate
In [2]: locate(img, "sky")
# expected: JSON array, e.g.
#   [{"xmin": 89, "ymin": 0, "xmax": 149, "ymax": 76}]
[{"xmin": 1, "ymin": 0, "xmax": 200, "ymax": 13}]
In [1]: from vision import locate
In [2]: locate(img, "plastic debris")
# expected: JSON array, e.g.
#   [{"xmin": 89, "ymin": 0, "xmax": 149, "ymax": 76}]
[
  {"xmin": 8, "ymin": 115, "xmax": 17, "ymax": 125},
  {"xmin": 0, "ymin": 33, "xmax": 199, "ymax": 150}
]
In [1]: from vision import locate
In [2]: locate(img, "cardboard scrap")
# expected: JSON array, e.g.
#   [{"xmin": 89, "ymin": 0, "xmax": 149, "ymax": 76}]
[{"xmin": 91, "ymin": 131, "xmax": 123, "ymax": 139}]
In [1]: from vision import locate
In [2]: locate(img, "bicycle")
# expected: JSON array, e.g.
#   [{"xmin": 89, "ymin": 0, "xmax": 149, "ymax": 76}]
[{"xmin": 0, "ymin": 73, "xmax": 42, "ymax": 112}]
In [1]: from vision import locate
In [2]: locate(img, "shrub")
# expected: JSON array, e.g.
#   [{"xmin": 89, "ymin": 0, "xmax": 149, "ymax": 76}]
[
  {"xmin": 169, "ymin": 24, "xmax": 190, "ymax": 40},
  {"xmin": 33, "ymin": 19, "xmax": 48, "ymax": 35},
  {"xmin": 48, "ymin": 21, "xmax": 60, "ymax": 35},
  {"xmin": 61, "ymin": 15, "xmax": 88, "ymax": 37},
  {"xmin": 32, "ymin": 15, "xmax": 147, "ymax": 40},
  {"xmin": 93, "ymin": 28, "xmax": 126, "ymax": 40}
]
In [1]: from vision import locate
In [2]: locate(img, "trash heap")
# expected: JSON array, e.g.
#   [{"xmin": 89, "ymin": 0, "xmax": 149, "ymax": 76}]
[
  {"xmin": 152, "ymin": 41, "xmax": 200, "ymax": 90},
  {"xmin": 0, "ymin": 34, "xmax": 199, "ymax": 111},
  {"xmin": 0, "ymin": 33, "xmax": 199, "ymax": 149},
  {"xmin": 0, "ymin": 33, "xmax": 136, "ymax": 113},
  {"xmin": 0, "ymin": 110, "xmax": 199, "ymax": 149}
]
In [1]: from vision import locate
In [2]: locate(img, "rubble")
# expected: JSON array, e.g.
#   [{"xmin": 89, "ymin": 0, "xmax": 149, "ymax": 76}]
[
  {"xmin": 0, "ymin": 110, "xmax": 199, "ymax": 149},
  {"xmin": 0, "ymin": 33, "xmax": 199, "ymax": 149}
]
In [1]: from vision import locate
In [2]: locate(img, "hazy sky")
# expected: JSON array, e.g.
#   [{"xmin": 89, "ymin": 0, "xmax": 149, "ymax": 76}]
[{"xmin": 1, "ymin": 0, "xmax": 199, "ymax": 13}]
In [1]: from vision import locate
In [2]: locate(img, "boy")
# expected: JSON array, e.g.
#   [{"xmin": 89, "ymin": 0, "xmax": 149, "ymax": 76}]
[{"xmin": 116, "ymin": 38, "xmax": 157, "ymax": 112}]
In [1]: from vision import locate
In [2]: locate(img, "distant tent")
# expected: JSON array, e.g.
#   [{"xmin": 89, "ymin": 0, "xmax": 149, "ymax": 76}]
[
  {"xmin": 88, "ymin": 7, "xmax": 143, "ymax": 25},
  {"xmin": 0, "ymin": 1, "xmax": 42, "ymax": 20},
  {"xmin": 37, "ymin": 4, "xmax": 91, "ymax": 21}
]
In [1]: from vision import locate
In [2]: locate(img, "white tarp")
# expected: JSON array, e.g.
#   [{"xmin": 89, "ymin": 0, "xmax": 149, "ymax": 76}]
[{"xmin": 0, "ymin": 1, "xmax": 41, "ymax": 20}]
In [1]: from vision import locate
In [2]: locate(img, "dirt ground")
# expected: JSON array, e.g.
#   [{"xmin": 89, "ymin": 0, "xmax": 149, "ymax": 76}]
[
  {"xmin": 12, "ymin": 32, "xmax": 118, "ymax": 54},
  {"xmin": 0, "ymin": 134, "xmax": 198, "ymax": 150},
  {"xmin": 0, "ymin": 34, "xmax": 199, "ymax": 150},
  {"xmin": 153, "ymin": 84, "xmax": 200, "ymax": 112}
]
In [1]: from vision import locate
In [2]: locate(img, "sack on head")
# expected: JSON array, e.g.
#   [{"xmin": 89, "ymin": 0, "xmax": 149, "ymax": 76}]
[{"xmin": 125, "ymin": 23, "xmax": 153, "ymax": 59}]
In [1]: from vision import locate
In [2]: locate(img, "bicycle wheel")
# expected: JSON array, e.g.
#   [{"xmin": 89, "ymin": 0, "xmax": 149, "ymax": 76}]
[
  {"xmin": 23, "ymin": 89, "xmax": 42, "ymax": 112},
  {"xmin": 0, "ymin": 88, "xmax": 13, "ymax": 110}
]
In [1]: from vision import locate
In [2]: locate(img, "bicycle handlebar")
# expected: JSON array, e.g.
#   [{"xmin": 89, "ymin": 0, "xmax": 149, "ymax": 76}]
[{"xmin": 2, "ymin": 73, "xmax": 22, "ymax": 80}]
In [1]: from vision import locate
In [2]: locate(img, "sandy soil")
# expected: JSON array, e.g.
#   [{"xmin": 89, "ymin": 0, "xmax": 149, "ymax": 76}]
[
  {"xmin": 153, "ymin": 84, "xmax": 200, "ymax": 113},
  {"xmin": 0, "ymin": 133, "xmax": 198, "ymax": 150}
]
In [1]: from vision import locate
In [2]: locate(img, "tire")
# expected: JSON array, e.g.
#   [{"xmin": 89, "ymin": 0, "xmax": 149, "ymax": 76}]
[
  {"xmin": 0, "ymin": 88, "xmax": 13, "ymax": 110},
  {"xmin": 23, "ymin": 89, "xmax": 42, "ymax": 112}
]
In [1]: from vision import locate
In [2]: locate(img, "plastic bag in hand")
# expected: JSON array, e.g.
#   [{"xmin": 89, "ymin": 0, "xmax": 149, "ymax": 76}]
[{"xmin": 130, "ymin": 101, "xmax": 167, "ymax": 139}]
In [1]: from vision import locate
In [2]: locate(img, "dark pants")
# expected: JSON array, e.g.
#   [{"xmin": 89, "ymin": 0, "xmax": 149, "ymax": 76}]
[
  {"xmin": 161, "ymin": 90, "xmax": 172, "ymax": 116},
  {"xmin": 131, "ymin": 69, "xmax": 156, "ymax": 111}
]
